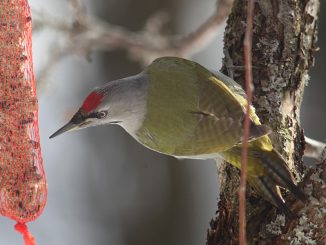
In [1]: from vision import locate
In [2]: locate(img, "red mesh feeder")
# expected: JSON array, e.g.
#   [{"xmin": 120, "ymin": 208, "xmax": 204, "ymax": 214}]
[{"xmin": 0, "ymin": 0, "xmax": 47, "ymax": 244}]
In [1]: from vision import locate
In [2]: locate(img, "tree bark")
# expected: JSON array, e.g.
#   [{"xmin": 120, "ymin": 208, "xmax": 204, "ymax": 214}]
[{"xmin": 207, "ymin": 0, "xmax": 324, "ymax": 244}]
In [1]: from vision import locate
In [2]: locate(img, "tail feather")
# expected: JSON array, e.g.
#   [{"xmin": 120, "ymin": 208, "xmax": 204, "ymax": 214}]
[
  {"xmin": 257, "ymin": 149, "xmax": 307, "ymax": 202},
  {"xmin": 222, "ymin": 145, "xmax": 307, "ymax": 216},
  {"xmin": 258, "ymin": 176, "xmax": 295, "ymax": 218}
]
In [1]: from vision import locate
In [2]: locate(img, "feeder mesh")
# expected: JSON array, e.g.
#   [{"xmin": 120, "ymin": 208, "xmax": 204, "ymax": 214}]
[{"xmin": 0, "ymin": 0, "xmax": 47, "ymax": 229}]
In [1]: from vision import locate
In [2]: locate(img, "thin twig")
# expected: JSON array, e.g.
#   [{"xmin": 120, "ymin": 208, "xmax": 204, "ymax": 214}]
[{"xmin": 239, "ymin": 0, "xmax": 255, "ymax": 244}]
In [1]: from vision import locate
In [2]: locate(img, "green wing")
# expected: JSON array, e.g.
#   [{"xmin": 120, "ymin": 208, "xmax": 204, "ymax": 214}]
[
  {"xmin": 211, "ymin": 70, "xmax": 273, "ymax": 151},
  {"xmin": 137, "ymin": 57, "xmax": 270, "ymax": 156},
  {"xmin": 175, "ymin": 70, "xmax": 246, "ymax": 155},
  {"xmin": 210, "ymin": 70, "xmax": 248, "ymax": 99}
]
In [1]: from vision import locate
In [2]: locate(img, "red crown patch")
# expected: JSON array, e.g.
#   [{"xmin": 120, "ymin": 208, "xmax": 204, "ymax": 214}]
[{"xmin": 81, "ymin": 91, "xmax": 104, "ymax": 113}]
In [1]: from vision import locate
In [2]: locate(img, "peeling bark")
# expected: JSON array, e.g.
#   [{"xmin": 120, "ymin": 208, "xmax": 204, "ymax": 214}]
[{"xmin": 207, "ymin": 0, "xmax": 322, "ymax": 244}]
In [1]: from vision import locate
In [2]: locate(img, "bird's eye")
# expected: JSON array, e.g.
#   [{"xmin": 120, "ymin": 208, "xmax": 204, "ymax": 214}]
[{"xmin": 97, "ymin": 111, "xmax": 108, "ymax": 119}]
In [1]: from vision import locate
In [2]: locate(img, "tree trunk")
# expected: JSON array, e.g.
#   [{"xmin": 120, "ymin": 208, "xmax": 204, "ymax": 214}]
[{"xmin": 207, "ymin": 0, "xmax": 325, "ymax": 244}]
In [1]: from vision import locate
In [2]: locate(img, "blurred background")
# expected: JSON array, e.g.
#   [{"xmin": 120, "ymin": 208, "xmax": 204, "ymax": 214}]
[{"xmin": 0, "ymin": 0, "xmax": 325, "ymax": 245}]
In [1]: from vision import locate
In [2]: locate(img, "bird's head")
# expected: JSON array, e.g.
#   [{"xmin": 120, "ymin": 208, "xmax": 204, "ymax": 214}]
[
  {"xmin": 50, "ymin": 73, "xmax": 149, "ymax": 139},
  {"xmin": 49, "ymin": 88, "xmax": 121, "ymax": 139}
]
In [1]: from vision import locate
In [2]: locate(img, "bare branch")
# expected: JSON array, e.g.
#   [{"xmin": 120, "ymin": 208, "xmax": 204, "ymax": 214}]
[
  {"xmin": 304, "ymin": 136, "xmax": 326, "ymax": 160},
  {"xmin": 32, "ymin": 0, "xmax": 234, "ymax": 89},
  {"xmin": 173, "ymin": 0, "xmax": 234, "ymax": 57},
  {"xmin": 68, "ymin": 0, "xmax": 87, "ymax": 25}
]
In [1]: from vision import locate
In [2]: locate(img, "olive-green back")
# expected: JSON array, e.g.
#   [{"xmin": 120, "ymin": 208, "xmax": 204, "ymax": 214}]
[{"xmin": 136, "ymin": 57, "xmax": 250, "ymax": 156}]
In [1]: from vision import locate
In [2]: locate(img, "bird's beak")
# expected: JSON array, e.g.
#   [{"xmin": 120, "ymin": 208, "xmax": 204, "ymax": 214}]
[
  {"xmin": 49, "ymin": 121, "xmax": 79, "ymax": 139},
  {"xmin": 49, "ymin": 110, "xmax": 88, "ymax": 139}
]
